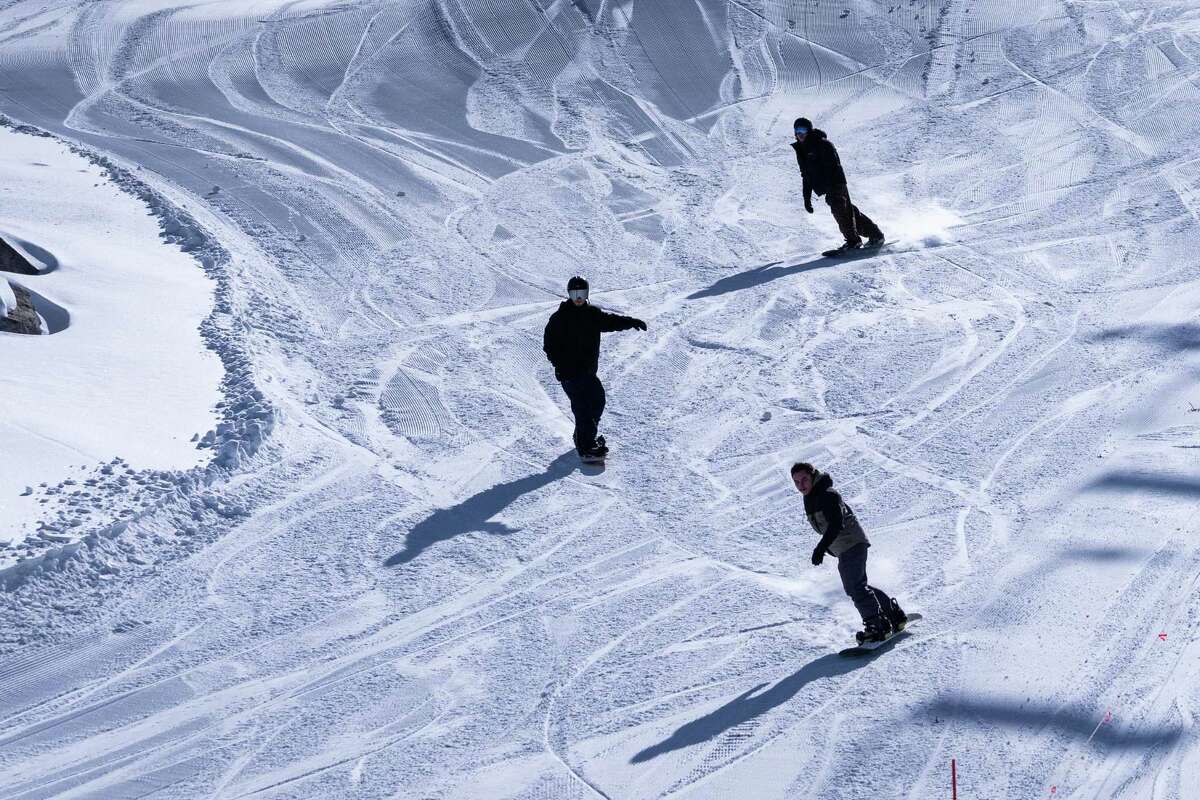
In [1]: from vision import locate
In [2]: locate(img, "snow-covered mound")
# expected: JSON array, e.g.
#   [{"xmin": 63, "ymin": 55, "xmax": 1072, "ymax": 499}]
[
  {"xmin": 0, "ymin": 126, "xmax": 223, "ymax": 552},
  {"xmin": 1, "ymin": 1, "xmax": 1200, "ymax": 798}
]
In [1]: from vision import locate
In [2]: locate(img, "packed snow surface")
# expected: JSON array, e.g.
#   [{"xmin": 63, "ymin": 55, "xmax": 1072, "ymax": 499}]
[
  {"xmin": 0, "ymin": 127, "xmax": 222, "ymax": 546},
  {"xmin": 2, "ymin": 0, "xmax": 1200, "ymax": 798}
]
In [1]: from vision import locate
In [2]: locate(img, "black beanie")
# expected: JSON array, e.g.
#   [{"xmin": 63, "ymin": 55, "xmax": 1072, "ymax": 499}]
[{"xmin": 794, "ymin": 117, "xmax": 813, "ymax": 131}]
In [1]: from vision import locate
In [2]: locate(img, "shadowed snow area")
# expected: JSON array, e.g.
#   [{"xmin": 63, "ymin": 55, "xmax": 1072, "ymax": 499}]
[{"xmin": 2, "ymin": 0, "xmax": 1200, "ymax": 797}]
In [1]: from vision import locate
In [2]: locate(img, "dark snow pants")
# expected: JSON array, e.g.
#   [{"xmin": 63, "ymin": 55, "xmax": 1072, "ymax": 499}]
[
  {"xmin": 825, "ymin": 186, "xmax": 883, "ymax": 245},
  {"xmin": 560, "ymin": 374, "xmax": 606, "ymax": 453},
  {"xmin": 836, "ymin": 543, "xmax": 892, "ymax": 622}
]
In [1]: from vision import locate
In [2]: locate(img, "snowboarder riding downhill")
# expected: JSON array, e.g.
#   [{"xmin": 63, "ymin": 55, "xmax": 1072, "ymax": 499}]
[
  {"xmin": 543, "ymin": 276, "xmax": 646, "ymax": 462},
  {"xmin": 791, "ymin": 462, "xmax": 907, "ymax": 644},
  {"xmin": 791, "ymin": 117, "xmax": 885, "ymax": 257}
]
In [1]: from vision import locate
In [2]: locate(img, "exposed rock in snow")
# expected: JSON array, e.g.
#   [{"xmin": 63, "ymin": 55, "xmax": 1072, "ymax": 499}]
[{"xmin": 0, "ymin": 281, "xmax": 44, "ymax": 334}]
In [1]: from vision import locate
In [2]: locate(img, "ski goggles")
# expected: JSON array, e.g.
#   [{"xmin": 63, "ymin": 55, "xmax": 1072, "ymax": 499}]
[
  {"xmin": 568, "ymin": 288, "xmax": 589, "ymax": 301},
  {"xmin": 794, "ymin": 125, "xmax": 810, "ymax": 135}
]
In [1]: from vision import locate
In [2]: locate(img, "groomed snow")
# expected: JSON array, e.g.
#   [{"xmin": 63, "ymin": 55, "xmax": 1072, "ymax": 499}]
[
  {"xmin": 0, "ymin": 127, "xmax": 222, "ymax": 548},
  {"xmin": 1, "ymin": 1, "xmax": 1200, "ymax": 798}
]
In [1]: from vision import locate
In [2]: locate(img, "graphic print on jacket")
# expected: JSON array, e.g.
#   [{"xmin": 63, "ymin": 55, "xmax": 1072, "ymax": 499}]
[{"xmin": 803, "ymin": 471, "xmax": 869, "ymax": 557}]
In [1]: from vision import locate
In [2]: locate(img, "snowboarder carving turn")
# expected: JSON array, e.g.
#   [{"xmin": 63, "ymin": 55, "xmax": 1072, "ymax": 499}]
[
  {"xmin": 791, "ymin": 117, "xmax": 885, "ymax": 257},
  {"xmin": 543, "ymin": 276, "xmax": 646, "ymax": 462},
  {"xmin": 791, "ymin": 462, "xmax": 907, "ymax": 645}
]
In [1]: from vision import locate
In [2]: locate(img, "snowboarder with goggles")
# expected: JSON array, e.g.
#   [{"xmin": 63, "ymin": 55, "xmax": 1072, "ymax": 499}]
[
  {"xmin": 791, "ymin": 117, "xmax": 885, "ymax": 257},
  {"xmin": 543, "ymin": 276, "xmax": 646, "ymax": 462}
]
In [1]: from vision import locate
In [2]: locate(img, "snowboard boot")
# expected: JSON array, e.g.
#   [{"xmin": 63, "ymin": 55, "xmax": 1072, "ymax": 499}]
[
  {"xmin": 824, "ymin": 239, "xmax": 863, "ymax": 257},
  {"xmin": 865, "ymin": 234, "xmax": 885, "ymax": 248},
  {"xmin": 580, "ymin": 438, "xmax": 607, "ymax": 462},
  {"xmin": 855, "ymin": 613, "xmax": 893, "ymax": 645},
  {"xmin": 886, "ymin": 598, "xmax": 908, "ymax": 632}
]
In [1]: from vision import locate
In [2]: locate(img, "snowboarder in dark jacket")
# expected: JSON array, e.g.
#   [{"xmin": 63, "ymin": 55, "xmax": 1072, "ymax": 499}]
[
  {"xmin": 543, "ymin": 276, "xmax": 646, "ymax": 459},
  {"xmin": 791, "ymin": 462, "xmax": 907, "ymax": 643},
  {"xmin": 791, "ymin": 117, "xmax": 885, "ymax": 257}
]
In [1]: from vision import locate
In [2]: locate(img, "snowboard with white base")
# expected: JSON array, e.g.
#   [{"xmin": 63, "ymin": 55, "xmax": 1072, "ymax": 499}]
[{"xmin": 838, "ymin": 612, "xmax": 922, "ymax": 656}]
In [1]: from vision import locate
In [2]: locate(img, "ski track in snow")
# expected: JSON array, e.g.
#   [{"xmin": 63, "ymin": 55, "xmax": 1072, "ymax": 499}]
[{"xmin": 3, "ymin": 0, "xmax": 1200, "ymax": 797}]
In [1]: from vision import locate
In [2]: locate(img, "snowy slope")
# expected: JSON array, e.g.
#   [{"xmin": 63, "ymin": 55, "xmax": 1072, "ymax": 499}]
[
  {"xmin": 0, "ymin": 126, "xmax": 223, "ymax": 550},
  {"xmin": 2, "ymin": 1, "xmax": 1200, "ymax": 798}
]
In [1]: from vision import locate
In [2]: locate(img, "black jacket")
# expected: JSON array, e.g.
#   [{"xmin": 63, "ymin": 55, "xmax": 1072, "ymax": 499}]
[
  {"xmin": 791, "ymin": 129, "xmax": 847, "ymax": 202},
  {"xmin": 803, "ymin": 472, "xmax": 869, "ymax": 558},
  {"xmin": 543, "ymin": 301, "xmax": 640, "ymax": 380}
]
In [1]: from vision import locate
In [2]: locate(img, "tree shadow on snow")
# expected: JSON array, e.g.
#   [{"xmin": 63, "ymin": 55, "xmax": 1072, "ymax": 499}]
[
  {"xmin": 686, "ymin": 255, "xmax": 845, "ymax": 300},
  {"xmin": 384, "ymin": 450, "xmax": 579, "ymax": 566},
  {"xmin": 1084, "ymin": 472, "xmax": 1200, "ymax": 498},
  {"xmin": 630, "ymin": 646, "xmax": 888, "ymax": 764},
  {"xmin": 923, "ymin": 696, "xmax": 1182, "ymax": 750}
]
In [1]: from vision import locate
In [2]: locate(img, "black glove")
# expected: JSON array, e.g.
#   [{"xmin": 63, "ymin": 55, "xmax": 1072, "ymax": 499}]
[
  {"xmin": 631, "ymin": 318, "xmax": 647, "ymax": 331},
  {"xmin": 811, "ymin": 545, "xmax": 826, "ymax": 566},
  {"xmin": 804, "ymin": 198, "xmax": 814, "ymax": 214}
]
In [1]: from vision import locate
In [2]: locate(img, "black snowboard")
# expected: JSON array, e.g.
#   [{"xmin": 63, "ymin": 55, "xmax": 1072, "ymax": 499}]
[
  {"xmin": 822, "ymin": 241, "xmax": 890, "ymax": 259},
  {"xmin": 838, "ymin": 612, "xmax": 922, "ymax": 656}
]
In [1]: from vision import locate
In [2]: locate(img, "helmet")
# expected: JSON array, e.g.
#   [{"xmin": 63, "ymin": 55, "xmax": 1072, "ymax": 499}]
[{"xmin": 567, "ymin": 276, "xmax": 589, "ymax": 302}]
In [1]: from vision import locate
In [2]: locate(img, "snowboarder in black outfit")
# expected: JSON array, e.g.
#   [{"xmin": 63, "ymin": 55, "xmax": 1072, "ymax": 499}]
[
  {"xmin": 543, "ymin": 276, "xmax": 646, "ymax": 460},
  {"xmin": 791, "ymin": 462, "xmax": 907, "ymax": 643},
  {"xmin": 791, "ymin": 117, "xmax": 885, "ymax": 257}
]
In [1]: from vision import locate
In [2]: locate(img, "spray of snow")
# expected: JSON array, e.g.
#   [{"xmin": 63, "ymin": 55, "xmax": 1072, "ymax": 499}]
[{"xmin": 877, "ymin": 195, "xmax": 964, "ymax": 248}]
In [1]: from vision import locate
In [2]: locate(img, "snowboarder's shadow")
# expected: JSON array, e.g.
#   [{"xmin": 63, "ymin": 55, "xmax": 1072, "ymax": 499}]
[
  {"xmin": 630, "ymin": 647, "xmax": 885, "ymax": 763},
  {"xmin": 686, "ymin": 255, "xmax": 846, "ymax": 301},
  {"xmin": 384, "ymin": 450, "xmax": 580, "ymax": 566}
]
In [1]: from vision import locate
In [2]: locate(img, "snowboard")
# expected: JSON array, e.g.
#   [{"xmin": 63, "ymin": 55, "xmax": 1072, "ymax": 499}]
[
  {"xmin": 822, "ymin": 241, "xmax": 889, "ymax": 259},
  {"xmin": 580, "ymin": 437, "xmax": 607, "ymax": 464},
  {"xmin": 838, "ymin": 613, "xmax": 922, "ymax": 657}
]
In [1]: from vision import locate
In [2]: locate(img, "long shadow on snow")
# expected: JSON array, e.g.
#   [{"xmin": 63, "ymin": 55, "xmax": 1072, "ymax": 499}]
[
  {"xmin": 1093, "ymin": 323, "xmax": 1200, "ymax": 352},
  {"xmin": 1084, "ymin": 472, "xmax": 1200, "ymax": 497},
  {"xmin": 630, "ymin": 642, "xmax": 895, "ymax": 763},
  {"xmin": 923, "ymin": 696, "xmax": 1182, "ymax": 749},
  {"xmin": 385, "ymin": 451, "xmax": 580, "ymax": 566},
  {"xmin": 687, "ymin": 255, "xmax": 847, "ymax": 300}
]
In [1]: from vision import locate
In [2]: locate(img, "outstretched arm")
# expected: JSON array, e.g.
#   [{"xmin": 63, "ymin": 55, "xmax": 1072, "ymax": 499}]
[{"xmin": 597, "ymin": 309, "xmax": 647, "ymax": 332}]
